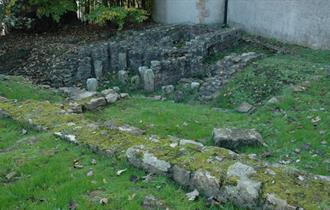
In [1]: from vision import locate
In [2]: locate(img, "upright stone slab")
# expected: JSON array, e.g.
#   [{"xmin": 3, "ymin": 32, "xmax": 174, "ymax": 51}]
[
  {"xmin": 118, "ymin": 52, "xmax": 128, "ymax": 70},
  {"xmin": 93, "ymin": 60, "xmax": 103, "ymax": 80},
  {"xmin": 76, "ymin": 57, "xmax": 92, "ymax": 82},
  {"xmin": 118, "ymin": 70, "xmax": 128, "ymax": 85},
  {"xmin": 139, "ymin": 67, "xmax": 155, "ymax": 93},
  {"xmin": 86, "ymin": 78, "xmax": 98, "ymax": 92}
]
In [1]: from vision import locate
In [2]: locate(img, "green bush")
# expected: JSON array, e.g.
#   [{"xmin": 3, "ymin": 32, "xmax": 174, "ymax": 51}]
[{"xmin": 87, "ymin": 5, "xmax": 148, "ymax": 30}]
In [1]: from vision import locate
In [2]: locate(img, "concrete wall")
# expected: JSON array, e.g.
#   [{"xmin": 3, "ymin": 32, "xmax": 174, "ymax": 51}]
[
  {"xmin": 228, "ymin": 0, "xmax": 330, "ymax": 49},
  {"xmin": 153, "ymin": 0, "xmax": 225, "ymax": 24}
]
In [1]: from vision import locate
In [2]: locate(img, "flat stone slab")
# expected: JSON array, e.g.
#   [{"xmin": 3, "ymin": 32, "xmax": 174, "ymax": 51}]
[{"xmin": 212, "ymin": 128, "xmax": 265, "ymax": 150}]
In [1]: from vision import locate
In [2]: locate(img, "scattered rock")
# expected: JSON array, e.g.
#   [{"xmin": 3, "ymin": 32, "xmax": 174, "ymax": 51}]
[
  {"xmin": 5, "ymin": 171, "xmax": 17, "ymax": 180},
  {"xmin": 236, "ymin": 102, "xmax": 255, "ymax": 113},
  {"xmin": 68, "ymin": 102, "xmax": 83, "ymax": 113},
  {"xmin": 212, "ymin": 128, "xmax": 265, "ymax": 150},
  {"xmin": 191, "ymin": 169, "xmax": 221, "ymax": 198},
  {"xmin": 142, "ymin": 195, "xmax": 167, "ymax": 210},
  {"xmin": 179, "ymin": 139, "xmax": 204, "ymax": 150},
  {"xmin": 101, "ymin": 89, "xmax": 116, "ymax": 96},
  {"xmin": 291, "ymin": 85, "xmax": 306, "ymax": 92},
  {"xmin": 84, "ymin": 97, "xmax": 106, "ymax": 111},
  {"xmin": 120, "ymin": 93, "xmax": 129, "ymax": 98},
  {"xmin": 54, "ymin": 132, "xmax": 78, "ymax": 144},
  {"xmin": 171, "ymin": 165, "xmax": 191, "ymax": 187},
  {"xmin": 186, "ymin": 189, "xmax": 199, "ymax": 201},
  {"xmin": 113, "ymin": 86, "xmax": 120, "ymax": 93},
  {"xmin": 99, "ymin": 198, "xmax": 108, "ymax": 205},
  {"xmin": 22, "ymin": 129, "xmax": 28, "ymax": 135},
  {"xmin": 161, "ymin": 85, "xmax": 175, "ymax": 94},
  {"xmin": 91, "ymin": 159, "xmax": 97, "ymax": 165},
  {"xmin": 118, "ymin": 70, "xmax": 128, "ymax": 85},
  {"xmin": 118, "ymin": 125, "xmax": 145, "ymax": 136},
  {"xmin": 87, "ymin": 170, "xmax": 94, "ymax": 177},
  {"xmin": 86, "ymin": 78, "xmax": 98, "ymax": 92},
  {"xmin": 267, "ymin": 97, "xmax": 279, "ymax": 105},
  {"xmin": 105, "ymin": 93, "xmax": 119, "ymax": 104}
]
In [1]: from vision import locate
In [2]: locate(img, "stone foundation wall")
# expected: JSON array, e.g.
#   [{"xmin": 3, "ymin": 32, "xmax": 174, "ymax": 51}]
[{"xmin": 47, "ymin": 25, "xmax": 242, "ymax": 88}]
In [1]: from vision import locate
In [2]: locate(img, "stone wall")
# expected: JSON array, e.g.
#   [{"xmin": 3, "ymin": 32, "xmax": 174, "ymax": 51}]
[
  {"xmin": 48, "ymin": 25, "xmax": 242, "ymax": 88},
  {"xmin": 228, "ymin": 0, "xmax": 330, "ymax": 49}
]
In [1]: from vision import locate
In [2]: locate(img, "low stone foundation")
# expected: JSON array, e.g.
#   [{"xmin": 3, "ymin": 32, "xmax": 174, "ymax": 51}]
[{"xmin": 45, "ymin": 25, "xmax": 242, "ymax": 88}]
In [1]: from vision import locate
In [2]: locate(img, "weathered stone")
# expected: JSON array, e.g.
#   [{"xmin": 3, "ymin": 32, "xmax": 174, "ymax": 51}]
[
  {"xmin": 94, "ymin": 60, "xmax": 103, "ymax": 80},
  {"xmin": 161, "ymin": 85, "xmax": 174, "ymax": 95},
  {"xmin": 86, "ymin": 78, "xmax": 98, "ymax": 92},
  {"xmin": 139, "ymin": 67, "xmax": 155, "ymax": 92},
  {"xmin": 212, "ymin": 128, "xmax": 265, "ymax": 150},
  {"xmin": 236, "ymin": 102, "xmax": 255, "ymax": 113},
  {"xmin": 191, "ymin": 82, "xmax": 200, "ymax": 90},
  {"xmin": 267, "ymin": 97, "xmax": 279, "ymax": 105},
  {"xmin": 84, "ymin": 97, "xmax": 106, "ymax": 111},
  {"xmin": 223, "ymin": 162, "xmax": 261, "ymax": 209},
  {"xmin": 59, "ymin": 87, "xmax": 97, "ymax": 100},
  {"xmin": 191, "ymin": 169, "xmax": 221, "ymax": 198},
  {"xmin": 118, "ymin": 52, "xmax": 127, "ymax": 70},
  {"xmin": 179, "ymin": 139, "xmax": 204, "ymax": 150},
  {"xmin": 105, "ymin": 93, "xmax": 119, "ymax": 104},
  {"xmin": 76, "ymin": 57, "xmax": 92, "ymax": 82},
  {"xmin": 130, "ymin": 75, "xmax": 141, "ymax": 89},
  {"xmin": 118, "ymin": 70, "xmax": 128, "ymax": 85},
  {"xmin": 118, "ymin": 125, "xmax": 145, "ymax": 136},
  {"xmin": 171, "ymin": 165, "xmax": 191, "ymax": 187},
  {"xmin": 264, "ymin": 193, "xmax": 297, "ymax": 210},
  {"xmin": 120, "ymin": 93, "xmax": 129, "ymax": 98},
  {"xmin": 101, "ymin": 89, "xmax": 116, "ymax": 96},
  {"xmin": 68, "ymin": 102, "xmax": 83, "ymax": 113},
  {"xmin": 126, "ymin": 146, "xmax": 171, "ymax": 175},
  {"xmin": 142, "ymin": 195, "xmax": 167, "ymax": 210},
  {"xmin": 174, "ymin": 90, "xmax": 184, "ymax": 103}
]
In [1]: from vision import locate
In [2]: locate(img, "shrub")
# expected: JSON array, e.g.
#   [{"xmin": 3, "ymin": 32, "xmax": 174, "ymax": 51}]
[{"xmin": 87, "ymin": 5, "xmax": 148, "ymax": 30}]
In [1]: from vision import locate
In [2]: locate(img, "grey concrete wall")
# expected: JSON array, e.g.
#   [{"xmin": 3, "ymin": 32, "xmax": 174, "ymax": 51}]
[
  {"xmin": 228, "ymin": 0, "xmax": 330, "ymax": 49},
  {"xmin": 153, "ymin": 0, "xmax": 225, "ymax": 24}
]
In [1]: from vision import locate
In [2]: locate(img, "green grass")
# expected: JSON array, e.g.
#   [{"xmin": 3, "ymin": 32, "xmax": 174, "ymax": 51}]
[
  {"xmin": 0, "ymin": 76, "xmax": 62, "ymax": 102},
  {"xmin": 1, "ymin": 118, "xmax": 240, "ymax": 210}
]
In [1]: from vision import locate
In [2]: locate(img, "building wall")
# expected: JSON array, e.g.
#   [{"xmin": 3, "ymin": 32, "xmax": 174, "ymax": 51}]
[
  {"xmin": 228, "ymin": 0, "xmax": 330, "ymax": 49},
  {"xmin": 153, "ymin": 0, "xmax": 225, "ymax": 24}
]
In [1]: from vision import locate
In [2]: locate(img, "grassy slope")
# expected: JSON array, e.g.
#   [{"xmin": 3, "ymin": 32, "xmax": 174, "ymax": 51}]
[
  {"xmin": 0, "ymin": 79, "xmax": 237, "ymax": 209},
  {"xmin": 87, "ymin": 46, "xmax": 330, "ymax": 175}
]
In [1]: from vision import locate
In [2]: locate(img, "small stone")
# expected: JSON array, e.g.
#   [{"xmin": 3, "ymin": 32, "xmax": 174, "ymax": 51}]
[
  {"xmin": 161, "ymin": 85, "xmax": 175, "ymax": 94},
  {"xmin": 68, "ymin": 102, "xmax": 83, "ymax": 113},
  {"xmin": 186, "ymin": 189, "xmax": 199, "ymax": 201},
  {"xmin": 99, "ymin": 198, "xmax": 108, "ymax": 205},
  {"xmin": 321, "ymin": 140, "xmax": 327, "ymax": 145},
  {"xmin": 101, "ymin": 89, "xmax": 116, "ymax": 96},
  {"xmin": 84, "ymin": 97, "xmax": 107, "ymax": 111},
  {"xmin": 190, "ymin": 82, "xmax": 200, "ymax": 90},
  {"xmin": 91, "ymin": 159, "xmax": 97, "ymax": 165},
  {"xmin": 22, "ymin": 129, "xmax": 28, "ymax": 135},
  {"xmin": 120, "ymin": 93, "xmax": 129, "ymax": 98},
  {"xmin": 142, "ymin": 195, "xmax": 166, "ymax": 210},
  {"xmin": 267, "ymin": 97, "xmax": 279, "ymax": 105},
  {"xmin": 113, "ymin": 86, "xmax": 120, "ymax": 93},
  {"xmin": 291, "ymin": 85, "xmax": 306, "ymax": 92},
  {"xmin": 5, "ymin": 171, "xmax": 17, "ymax": 180},
  {"xmin": 87, "ymin": 170, "xmax": 94, "ymax": 177},
  {"xmin": 174, "ymin": 91, "xmax": 184, "ymax": 103},
  {"xmin": 86, "ymin": 78, "xmax": 98, "ymax": 92},
  {"xmin": 294, "ymin": 148, "xmax": 301, "ymax": 154},
  {"xmin": 105, "ymin": 93, "xmax": 119, "ymax": 104},
  {"xmin": 118, "ymin": 125, "xmax": 145, "ymax": 136},
  {"xmin": 151, "ymin": 95, "xmax": 162, "ymax": 100},
  {"xmin": 118, "ymin": 70, "xmax": 128, "ymax": 85},
  {"xmin": 236, "ymin": 102, "xmax": 255, "ymax": 113}
]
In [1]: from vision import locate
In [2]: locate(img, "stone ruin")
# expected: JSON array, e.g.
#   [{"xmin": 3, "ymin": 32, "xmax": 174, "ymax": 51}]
[{"xmin": 48, "ymin": 26, "xmax": 240, "ymax": 86}]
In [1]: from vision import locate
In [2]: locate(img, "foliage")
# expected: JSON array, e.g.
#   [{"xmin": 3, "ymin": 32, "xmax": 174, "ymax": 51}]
[
  {"xmin": 87, "ymin": 5, "xmax": 147, "ymax": 30},
  {"xmin": 29, "ymin": 0, "xmax": 76, "ymax": 23}
]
